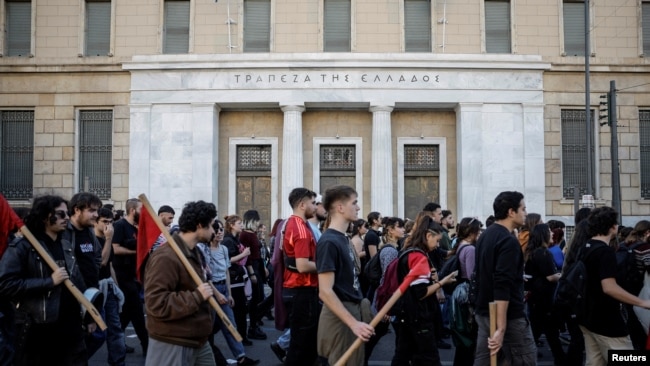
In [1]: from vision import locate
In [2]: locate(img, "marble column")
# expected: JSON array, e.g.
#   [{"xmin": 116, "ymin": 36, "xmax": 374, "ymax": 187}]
[
  {"xmin": 281, "ymin": 105, "xmax": 306, "ymax": 218},
  {"xmin": 191, "ymin": 103, "xmax": 220, "ymax": 204},
  {"xmin": 522, "ymin": 103, "xmax": 546, "ymax": 216},
  {"xmin": 128, "ymin": 104, "xmax": 152, "ymax": 199},
  {"xmin": 455, "ymin": 103, "xmax": 484, "ymax": 219},
  {"xmin": 370, "ymin": 105, "xmax": 394, "ymax": 216}
]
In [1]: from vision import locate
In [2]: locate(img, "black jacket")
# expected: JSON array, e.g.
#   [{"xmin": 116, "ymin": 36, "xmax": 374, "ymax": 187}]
[{"xmin": 0, "ymin": 235, "xmax": 85, "ymax": 324}]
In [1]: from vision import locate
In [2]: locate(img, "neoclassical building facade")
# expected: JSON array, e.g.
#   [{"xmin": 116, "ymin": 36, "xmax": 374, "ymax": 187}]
[{"xmin": 2, "ymin": 0, "xmax": 650, "ymax": 230}]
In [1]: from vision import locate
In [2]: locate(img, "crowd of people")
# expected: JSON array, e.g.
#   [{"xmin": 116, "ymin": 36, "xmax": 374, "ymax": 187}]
[{"xmin": 1, "ymin": 187, "xmax": 650, "ymax": 366}]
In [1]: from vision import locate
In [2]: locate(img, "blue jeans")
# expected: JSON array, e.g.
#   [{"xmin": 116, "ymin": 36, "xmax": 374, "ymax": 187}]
[
  {"xmin": 277, "ymin": 329, "xmax": 291, "ymax": 350},
  {"xmin": 214, "ymin": 284, "xmax": 245, "ymax": 359},
  {"xmin": 86, "ymin": 287, "xmax": 126, "ymax": 366}
]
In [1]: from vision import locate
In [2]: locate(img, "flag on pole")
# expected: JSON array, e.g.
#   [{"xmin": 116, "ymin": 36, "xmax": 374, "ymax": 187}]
[
  {"xmin": 136, "ymin": 204, "xmax": 162, "ymax": 282},
  {"xmin": 0, "ymin": 193, "xmax": 24, "ymax": 258}
]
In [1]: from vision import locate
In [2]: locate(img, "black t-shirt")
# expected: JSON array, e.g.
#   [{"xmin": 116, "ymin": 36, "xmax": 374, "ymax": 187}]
[
  {"xmin": 97, "ymin": 236, "xmax": 113, "ymax": 280},
  {"xmin": 475, "ymin": 223, "xmax": 526, "ymax": 319},
  {"xmin": 317, "ymin": 228, "xmax": 362, "ymax": 303},
  {"xmin": 41, "ymin": 233, "xmax": 80, "ymax": 329},
  {"xmin": 582, "ymin": 239, "xmax": 628, "ymax": 337},
  {"xmin": 112, "ymin": 218, "xmax": 138, "ymax": 280},
  {"xmin": 363, "ymin": 229, "xmax": 381, "ymax": 257},
  {"xmin": 524, "ymin": 247, "xmax": 558, "ymax": 307},
  {"xmin": 72, "ymin": 227, "xmax": 99, "ymax": 289}
]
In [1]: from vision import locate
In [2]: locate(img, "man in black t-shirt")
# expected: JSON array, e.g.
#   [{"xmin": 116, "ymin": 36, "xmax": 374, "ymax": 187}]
[
  {"xmin": 112, "ymin": 198, "xmax": 148, "ymax": 356},
  {"xmin": 473, "ymin": 191, "xmax": 536, "ymax": 366},
  {"xmin": 86, "ymin": 208, "xmax": 127, "ymax": 365},
  {"xmin": 64, "ymin": 193, "xmax": 103, "ymax": 327},
  {"xmin": 317, "ymin": 185, "xmax": 373, "ymax": 366},
  {"xmin": 579, "ymin": 207, "xmax": 650, "ymax": 365}
]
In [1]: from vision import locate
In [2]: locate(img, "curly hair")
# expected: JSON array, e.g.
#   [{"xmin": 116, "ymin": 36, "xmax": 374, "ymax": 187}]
[
  {"xmin": 381, "ymin": 217, "xmax": 405, "ymax": 245},
  {"xmin": 24, "ymin": 195, "xmax": 68, "ymax": 234},
  {"xmin": 586, "ymin": 206, "xmax": 618, "ymax": 237},
  {"xmin": 178, "ymin": 201, "xmax": 217, "ymax": 233}
]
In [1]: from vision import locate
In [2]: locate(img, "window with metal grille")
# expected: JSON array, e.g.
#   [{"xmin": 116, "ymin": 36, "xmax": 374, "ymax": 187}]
[
  {"xmin": 0, "ymin": 110, "xmax": 33, "ymax": 199},
  {"xmin": 243, "ymin": 0, "xmax": 270, "ymax": 52},
  {"xmin": 163, "ymin": 0, "xmax": 190, "ymax": 54},
  {"xmin": 324, "ymin": 0, "xmax": 351, "ymax": 52},
  {"xmin": 639, "ymin": 110, "xmax": 650, "ymax": 198},
  {"xmin": 404, "ymin": 0, "xmax": 431, "ymax": 52},
  {"xmin": 320, "ymin": 145, "xmax": 355, "ymax": 171},
  {"xmin": 643, "ymin": 2, "xmax": 650, "ymax": 55},
  {"xmin": 404, "ymin": 145, "xmax": 439, "ymax": 172},
  {"xmin": 237, "ymin": 145, "xmax": 272, "ymax": 171},
  {"xmin": 5, "ymin": 0, "xmax": 31, "ymax": 57},
  {"xmin": 564, "ymin": 225, "xmax": 575, "ymax": 245},
  {"xmin": 561, "ymin": 109, "xmax": 595, "ymax": 198},
  {"xmin": 79, "ymin": 110, "xmax": 112, "ymax": 199},
  {"xmin": 563, "ymin": 0, "xmax": 585, "ymax": 56},
  {"xmin": 485, "ymin": 0, "xmax": 511, "ymax": 54},
  {"xmin": 85, "ymin": 0, "xmax": 111, "ymax": 56}
]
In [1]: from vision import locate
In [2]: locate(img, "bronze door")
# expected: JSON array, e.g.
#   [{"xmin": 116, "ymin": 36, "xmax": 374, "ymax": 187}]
[
  {"xmin": 236, "ymin": 176, "xmax": 272, "ymax": 231},
  {"xmin": 404, "ymin": 176, "xmax": 439, "ymax": 221},
  {"xmin": 320, "ymin": 176, "xmax": 356, "ymax": 194}
]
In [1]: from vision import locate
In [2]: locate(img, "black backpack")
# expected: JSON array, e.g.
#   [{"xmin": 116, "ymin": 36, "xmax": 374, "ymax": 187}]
[
  {"xmin": 554, "ymin": 242, "xmax": 605, "ymax": 318},
  {"xmin": 438, "ymin": 244, "xmax": 471, "ymax": 294},
  {"xmin": 615, "ymin": 242, "xmax": 645, "ymax": 295},
  {"xmin": 364, "ymin": 246, "xmax": 387, "ymax": 286}
]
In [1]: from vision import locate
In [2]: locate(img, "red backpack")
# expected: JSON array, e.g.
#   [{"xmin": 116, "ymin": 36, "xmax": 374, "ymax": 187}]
[{"xmin": 374, "ymin": 248, "xmax": 425, "ymax": 314}]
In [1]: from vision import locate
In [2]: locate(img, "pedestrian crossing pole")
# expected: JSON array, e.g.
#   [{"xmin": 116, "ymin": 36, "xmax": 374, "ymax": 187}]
[{"xmin": 599, "ymin": 81, "xmax": 621, "ymax": 223}]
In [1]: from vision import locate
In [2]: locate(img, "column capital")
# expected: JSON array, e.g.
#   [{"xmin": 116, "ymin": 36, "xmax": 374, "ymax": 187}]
[
  {"xmin": 369, "ymin": 105, "xmax": 393, "ymax": 113},
  {"xmin": 281, "ymin": 105, "xmax": 306, "ymax": 113}
]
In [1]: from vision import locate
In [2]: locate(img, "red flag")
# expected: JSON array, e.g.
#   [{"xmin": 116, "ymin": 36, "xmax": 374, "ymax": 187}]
[
  {"xmin": 0, "ymin": 193, "xmax": 24, "ymax": 258},
  {"xmin": 136, "ymin": 204, "xmax": 162, "ymax": 282}
]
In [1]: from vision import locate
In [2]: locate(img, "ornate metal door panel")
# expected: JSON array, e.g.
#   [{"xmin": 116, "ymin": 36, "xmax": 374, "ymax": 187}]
[
  {"xmin": 404, "ymin": 176, "xmax": 439, "ymax": 221},
  {"xmin": 319, "ymin": 176, "xmax": 356, "ymax": 194},
  {"xmin": 236, "ymin": 176, "xmax": 271, "ymax": 230}
]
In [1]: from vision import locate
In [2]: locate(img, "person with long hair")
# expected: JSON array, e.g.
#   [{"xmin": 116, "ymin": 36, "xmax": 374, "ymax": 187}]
[
  {"xmin": 203, "ymin": 220, "xmax": 259, "ymax": 365},
  {"xmin": 391, "ymin": 215, "xmax": 457, "ymax": 366},
  {"xmin": 221, "ymin": 215, "xmax": 252, "ymax": 345},
  {"xmin": 524, "ymin": 224, "xmax": 565, "ymax": 365},
  {"xmin": 350, "ymin": 219, "xmax": 368, "ymax": 260},
  {"xmin": 449, "ymin": 217, "xmax": 482, "ymax": 366},
  {"xmin": 239, "ymin": 210, "xmax": 267, "ymax": 340},
  {"xmin": 518, "ymin": 213, "xmax": 542, "ymax": 254},
  {"xmin": 364, "ymin": 217, "xmax": 404, "ymax": 365},
  {"xmin": 0, "ymin": 195, "xmax": 88, "ymax": 366}
]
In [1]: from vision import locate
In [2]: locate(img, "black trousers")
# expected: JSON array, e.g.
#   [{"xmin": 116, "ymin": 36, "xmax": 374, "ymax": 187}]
[
  {"xmin": 392, "ymin": 320, "xmax": 441, "ymax": 366},
  {"xmin": 231, "ymin": 286, "xmax": 248, "ymax": 341},
  {"xmin": 283, "ymin": 287, "xmax": 321, "ymax": 366},
  {"xmin": 118, "ymin": 279, "xmax": 148, "ymax": 353}
]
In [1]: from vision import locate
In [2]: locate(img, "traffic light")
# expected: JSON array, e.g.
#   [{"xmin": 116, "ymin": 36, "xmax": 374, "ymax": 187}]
[{"xmin": 599, "ymin": 93, "xmax": 609, "ymax": 126}]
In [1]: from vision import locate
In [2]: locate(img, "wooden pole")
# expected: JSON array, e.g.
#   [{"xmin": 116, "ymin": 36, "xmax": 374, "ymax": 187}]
[
  {"xmin": 138, "ymin": 194, "xmax": 242, "ymax": 342},
  {"xmin": 334, "ymin": 288, "xmax": 405, "ymax": 366},
  {"xmin": 18, "ymin": 225, "xmax": 107, "ymax": 331},
  {"xmin": 489, "ymin": 301, "xmax": 497, "ymax": 366}
]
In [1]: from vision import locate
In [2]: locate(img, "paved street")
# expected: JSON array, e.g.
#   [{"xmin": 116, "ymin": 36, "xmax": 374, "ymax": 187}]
[{"xmin": 90, "ymin": 319, "xmax": 559, "ymax": 365}]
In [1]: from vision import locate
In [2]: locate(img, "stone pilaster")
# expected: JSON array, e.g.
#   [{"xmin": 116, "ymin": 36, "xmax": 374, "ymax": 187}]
[
  {"xmin": 281, "ymin": 105, "xmax": 306, "ymax": 217},
  {"xmin": 370, "ymin": 105, "xmax": 394, "ymax": 216}
]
